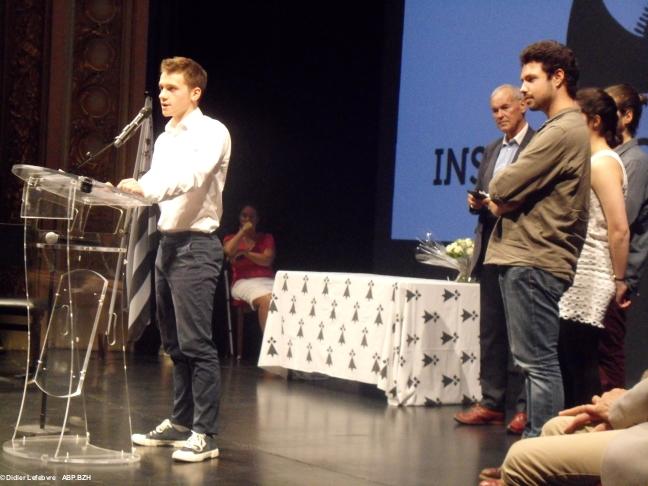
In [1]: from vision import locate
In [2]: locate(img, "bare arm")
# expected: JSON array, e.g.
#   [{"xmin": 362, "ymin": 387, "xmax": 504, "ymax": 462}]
[
  {"xmin": 592, "ymin": 156, "xmax": 630, "ymax": 308},
  {"xmin": 223, "ymin": 222, "xmax": 253, "ymax": 257},
  {"xmin": 244, "ymin": 247, "xmax": 275, "ymax": 267},
  {"xmin": 225, "ymin": 230, "xmax": 275, "ymax": 267}
]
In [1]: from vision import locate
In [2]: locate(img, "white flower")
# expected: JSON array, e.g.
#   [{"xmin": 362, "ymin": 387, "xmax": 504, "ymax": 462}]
[{"xmin": 446, "ymin": 238, "xmax": 474, "ymax": 259}]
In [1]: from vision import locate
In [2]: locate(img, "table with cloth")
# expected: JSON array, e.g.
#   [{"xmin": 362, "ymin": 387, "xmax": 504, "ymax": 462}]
[{"xmin": 258, "ymin": 271, "xmax": 481, "ymax": 406}]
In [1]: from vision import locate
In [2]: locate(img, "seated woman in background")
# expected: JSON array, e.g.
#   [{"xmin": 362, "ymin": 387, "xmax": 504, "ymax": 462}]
[{"xmin": 223, "ymin": 204, "xmax": 275, "ymax": 332}]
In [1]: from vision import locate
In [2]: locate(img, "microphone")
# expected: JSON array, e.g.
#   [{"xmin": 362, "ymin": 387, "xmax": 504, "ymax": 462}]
[
  {"xmin": 44, "ymin": 232, "xmax": 97, "ymax": 247},
  {"xmin": 44, "ymin": 232, "xmax": 62, "ymax": 245},
  {"xmin": 113, "ymin": 106, "xmax": 152, "ymax": 148}
]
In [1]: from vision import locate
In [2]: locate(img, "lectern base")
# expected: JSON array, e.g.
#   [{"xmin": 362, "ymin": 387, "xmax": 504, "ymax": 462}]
[
  {"xmin": 15, "ymin": 424, "xmax": 65, "ymax": 436},
  {"xmin": 3, "ymin": 436, "xmax": 140, "ymax": 464}
]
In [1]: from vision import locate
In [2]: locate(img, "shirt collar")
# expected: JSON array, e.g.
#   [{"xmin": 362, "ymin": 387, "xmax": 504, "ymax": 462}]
[
  {"xmin": 502, "ymin": 122, "xmax": 529, "ymax": 146},
  {"xmin": 615, "ymin": 138, "xmax": 638, "ymax": 157},
  {"xmin": 164, "ymin": 107, "xmax": 203, "ymax": 134},
  {"xmin": 537, "ymin": 107, "xmax": 580, "ymax": 133}
]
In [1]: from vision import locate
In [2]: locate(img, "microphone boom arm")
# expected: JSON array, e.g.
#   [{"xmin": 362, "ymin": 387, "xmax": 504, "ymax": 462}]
[{"xmin": 76, "ymin": 105, "xmax": 152, "ymax": 172}]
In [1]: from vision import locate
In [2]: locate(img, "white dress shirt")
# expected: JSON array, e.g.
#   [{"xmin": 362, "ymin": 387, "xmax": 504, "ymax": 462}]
[
  {"xmin": 139, "ymin": 108, "xmax": 231, "ymax": 233},
  {"xmin": 493, "ymin": 123, "xmax": 529, "ymax": 176}
]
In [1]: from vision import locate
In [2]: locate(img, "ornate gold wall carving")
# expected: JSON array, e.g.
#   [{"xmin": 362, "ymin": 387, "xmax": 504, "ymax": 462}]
[
  {"xmin": 0, "ymin": 0, "xmax": 148, "ymax": 306},
  {"xmin": 0, "ymin": 0, "xmax": 50, "ymax": 224},
  {"xmin": 68, "ymin": 0, "xmax": 124, "ymax": 183}
]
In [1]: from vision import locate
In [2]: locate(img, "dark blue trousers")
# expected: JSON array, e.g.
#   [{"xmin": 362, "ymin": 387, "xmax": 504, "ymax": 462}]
[{"xmin": 155, "ymin": 232, "xmax": 222, "ymax": 435}]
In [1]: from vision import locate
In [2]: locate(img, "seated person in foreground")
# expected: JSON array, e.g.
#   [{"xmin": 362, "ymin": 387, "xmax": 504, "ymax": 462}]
[
  {"xmin": 479, "ymin": 371, "xmax": 648, "ymax": 486},
  {"xmin": 223, "ymin": 204, "xmax": 275, "ymax": 332}
]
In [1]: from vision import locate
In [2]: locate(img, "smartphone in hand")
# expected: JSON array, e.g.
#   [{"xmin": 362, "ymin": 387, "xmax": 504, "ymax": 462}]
[{"xmin": 467, "ymin": 189, "xmax": 489, "ymax": 200}]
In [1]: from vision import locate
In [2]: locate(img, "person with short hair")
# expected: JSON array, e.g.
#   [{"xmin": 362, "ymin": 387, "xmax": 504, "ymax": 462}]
[
  {"xmin": 454, "ymin": 84, "xmax": 533, "ymax": 434},
  {"xmin": 119, "ymin": 56, "xmax": 231, "ymax": 462},
  {"xmin": 485, "ymin": 40, "xmax": 590, "ymax": 438}
]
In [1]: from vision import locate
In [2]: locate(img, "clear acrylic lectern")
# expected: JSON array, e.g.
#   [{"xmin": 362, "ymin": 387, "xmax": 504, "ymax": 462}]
[{"xmin": 3, "ymin": 164, "xmax": 150, "ymax": 464}]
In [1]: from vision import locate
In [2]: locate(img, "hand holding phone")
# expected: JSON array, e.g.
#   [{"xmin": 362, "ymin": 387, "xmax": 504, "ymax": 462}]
[
  {"xmin": 467, "ymin": 189, "xmax": 490, "ymax": 212},
  {"xmin": 467, "ymin": 190, "xmax": 489, "ymax": 200}
]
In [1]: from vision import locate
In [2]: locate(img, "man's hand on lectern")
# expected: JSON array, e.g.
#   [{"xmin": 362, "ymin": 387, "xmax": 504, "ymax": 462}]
[{"xmin": 118, "ymin": 178, "xmax": 144, "ymax": 196}]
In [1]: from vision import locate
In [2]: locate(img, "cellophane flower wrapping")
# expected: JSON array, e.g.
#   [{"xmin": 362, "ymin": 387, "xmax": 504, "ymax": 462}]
[{"xmin": 415, "ymin": 233, "xmax": 474, "ymax": 282}]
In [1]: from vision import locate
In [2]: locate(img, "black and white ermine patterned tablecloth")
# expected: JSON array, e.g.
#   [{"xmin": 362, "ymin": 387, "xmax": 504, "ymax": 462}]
[{"xmin": 258, "ymin": 271, "xmax": 481, "ymax": 406}]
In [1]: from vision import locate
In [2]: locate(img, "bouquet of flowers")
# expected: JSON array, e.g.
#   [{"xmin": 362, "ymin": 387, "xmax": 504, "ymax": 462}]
[{"xmin": 415, "ymin": 233, "xmax": 474, "ymax": 282}]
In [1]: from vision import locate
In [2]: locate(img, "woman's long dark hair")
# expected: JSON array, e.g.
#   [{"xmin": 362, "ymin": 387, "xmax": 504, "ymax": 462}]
[{"xmin": 577, "ymin": 88, "xmax": 621, "ymax": 148}]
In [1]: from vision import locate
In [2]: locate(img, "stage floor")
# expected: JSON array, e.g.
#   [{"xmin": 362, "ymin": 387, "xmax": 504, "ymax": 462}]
[{"xmin": 0, "ymin": 351, "xmax": 518, "ymax": 485}]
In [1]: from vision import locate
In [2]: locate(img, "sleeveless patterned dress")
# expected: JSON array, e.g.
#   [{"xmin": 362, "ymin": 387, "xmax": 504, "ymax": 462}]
[{"xmin": 559, "ymin": 149, "xmax": 627, "ymax": 327}]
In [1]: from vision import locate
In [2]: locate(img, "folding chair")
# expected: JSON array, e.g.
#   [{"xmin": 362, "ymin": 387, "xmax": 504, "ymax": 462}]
[{"xmin": 223, "ymin": 264, "xmax": 254, "ymax": 360}]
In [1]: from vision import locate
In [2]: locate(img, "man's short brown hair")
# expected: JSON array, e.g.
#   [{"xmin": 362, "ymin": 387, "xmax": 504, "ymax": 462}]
[
  {"xmin": 160, "ymin": 56, "xmax": 207, "ymax": 94},
  {"xmin": 520, "ymin": 40, "xmax": 579, "ymax": 98}
]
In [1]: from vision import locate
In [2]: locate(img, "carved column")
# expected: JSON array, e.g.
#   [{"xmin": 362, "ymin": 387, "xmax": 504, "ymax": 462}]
[
  {"xmin": 0, "ymin": 0, "xmax": 148, "ymax": 300},
  {"xmin": 0, "ymin": 0, "xmax": 51, "ymax": 223},
  {"xmin": 59, "ymin": 0, "xmax": 149, "ymax": 183},
  {"xmin": 0, "ymin": 0, "xmax": 149, "ymax": 224}
]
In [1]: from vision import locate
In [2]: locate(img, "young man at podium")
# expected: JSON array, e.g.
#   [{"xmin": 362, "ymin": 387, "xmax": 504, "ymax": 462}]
[{"xmin": 118, "ymin": 56, "xmax": 231, "ymax": 463}]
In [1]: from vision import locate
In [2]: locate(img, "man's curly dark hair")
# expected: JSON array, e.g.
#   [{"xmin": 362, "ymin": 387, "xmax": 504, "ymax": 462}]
[{"xmin": 520, "ymin": 40, "xmax": 579, "ymax": 98}]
